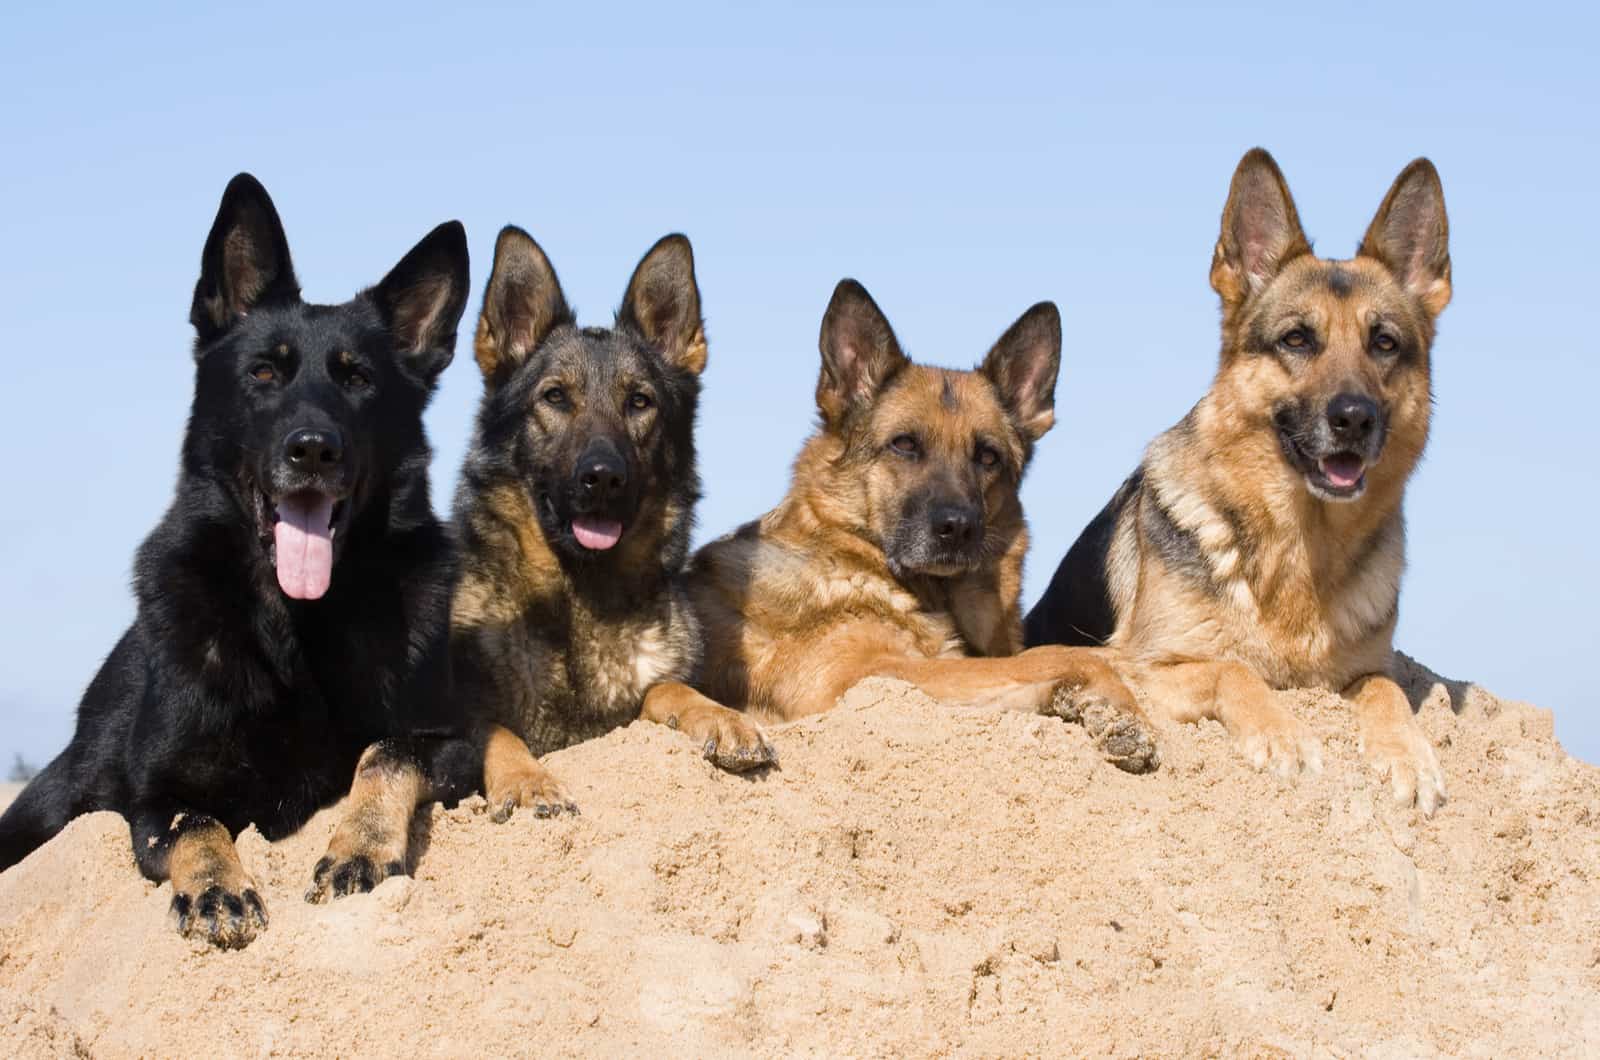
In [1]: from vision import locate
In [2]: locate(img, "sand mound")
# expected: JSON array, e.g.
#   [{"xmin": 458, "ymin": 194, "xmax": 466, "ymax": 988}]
[{"xmin": 1, "ymin": 655, "xmax": 1597, "ymax": 1057}]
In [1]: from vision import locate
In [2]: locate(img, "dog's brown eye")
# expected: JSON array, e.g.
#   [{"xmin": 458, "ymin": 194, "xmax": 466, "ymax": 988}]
[
  {"xmin": 1280, "ymin": 329, "xmax": 1309, "ymax": 349},
  {"xmin": 543, "ymin": 386, "xmax": 567, "ymax": 407},
  {"xmin": 975, "ymin": 445, "xmax": 1000, "ymax": 469},
  {"xmin": 889, "ymin": 435, "xmax": 920, "ymax": 457},
  {"xmin": 250, "ymin": 363, "xmax": 276, "ymax": 382},
  {"xmin": 1373, "ymin": 333, "xmax": 1398, "ymax": 353},
  {"xmin": 629, "ymin": 392, "xmax": 653, "ymax": 411}
]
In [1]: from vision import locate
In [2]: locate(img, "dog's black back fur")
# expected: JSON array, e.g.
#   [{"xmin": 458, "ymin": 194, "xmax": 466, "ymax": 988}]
[{"xmin": 0, "ymin": 175, "xmax": 475, "ymax": 876}]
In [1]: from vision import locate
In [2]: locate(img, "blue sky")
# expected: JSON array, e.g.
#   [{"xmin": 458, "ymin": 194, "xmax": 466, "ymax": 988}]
[{"xmin": 1, "ymin": 2, "xmax": 1595, "ymax": 768}]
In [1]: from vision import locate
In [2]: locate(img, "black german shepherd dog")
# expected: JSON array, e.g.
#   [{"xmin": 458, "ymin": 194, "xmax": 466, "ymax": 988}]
[{"xmin": 0, "ymin": 175, "xmax": 477, "ymax": 948}]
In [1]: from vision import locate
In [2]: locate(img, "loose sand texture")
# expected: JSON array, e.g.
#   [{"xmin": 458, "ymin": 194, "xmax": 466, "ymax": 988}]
[{"xmin": 1, "ymin": 653, "xmax": 1596, "ymax": 1058}]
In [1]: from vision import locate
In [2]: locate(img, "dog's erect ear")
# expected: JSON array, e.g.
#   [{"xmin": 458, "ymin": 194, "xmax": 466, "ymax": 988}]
[
  {"xmin": 619, "ymin": 234, "xmax": 706, "ymax": 376},
  {"xmin": 816, "ymin": 280, "xmax": 910, "ymax": 425},
  {"xmin": 980, "ymin": 302, "xmax": 1061, "ymax": 443},
  {"xmin": 1210, "ymin": 148, "xmax": 1311, "ymax": 309},
  {"xmin": 1359, "ymin": 158, "xmax": 1452, "ymax": 317},
  {"xmin": 372, "ymin": 221, "xmax": 470, "ymax": 384},
  {"xmin": 190, "ymin": 173, "xmax": 299, "ymax": 349},
  {"xmin": 475, "ymin": 226, "xmax": 572, "ymax": 387}
]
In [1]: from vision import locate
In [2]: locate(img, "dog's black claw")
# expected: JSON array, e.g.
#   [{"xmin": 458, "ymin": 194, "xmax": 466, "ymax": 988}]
[
  {"xmin": 243, "ymin": 888, "xmax": 269, "ymax": 928},
  {"xmin": 564, "ymin": 801, "xmax": 581, "ymax": 816},
  {"xmin": 170, "ymin": 892, "xmax": 194, "ymax": 933}
]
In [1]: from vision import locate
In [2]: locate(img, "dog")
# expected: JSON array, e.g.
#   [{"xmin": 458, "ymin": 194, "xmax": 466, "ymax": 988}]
[
  {"xmin": 450, "ymin": 227, "xmax": 775, "ymax": 822},
  {"xmin": 0, "ymin": 174, "xmax": 479, "ymax": 946},
  {"xmin": 682, "ymin": 279, "xmax": 1160, "ymax": 772},
  {"xmin": 1025, "ymin": 148, "xmax": 1451, "ymax": 814}
]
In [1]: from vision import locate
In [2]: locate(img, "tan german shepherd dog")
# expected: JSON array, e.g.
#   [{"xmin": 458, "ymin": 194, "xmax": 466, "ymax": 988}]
[
  {"xmin": 684, "ymin": 280, "xmax": 1160, "ymax": 773},
  {"xmin": 1026, "ymin": 148, "xmax": 1452, "ymax": 813}
]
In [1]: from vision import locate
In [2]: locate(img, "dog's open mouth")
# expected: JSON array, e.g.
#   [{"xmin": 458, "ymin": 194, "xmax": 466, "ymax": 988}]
[
  {"xmin": 1307, "ymin": 451, "xmax": 1367, "ymax": 500},
  {"xmin": 571, "ymin": 515, "xmax": 624, "ymax": 551},
  {"xmin": 259, "ymin": 490, "xmax": 348, "ymax": 600}
]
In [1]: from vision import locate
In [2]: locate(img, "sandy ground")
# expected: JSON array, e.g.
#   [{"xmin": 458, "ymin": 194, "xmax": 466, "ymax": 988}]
[{"xmin": 1, "ymin": 654, "xmax": 1597, "ymax": 1058}]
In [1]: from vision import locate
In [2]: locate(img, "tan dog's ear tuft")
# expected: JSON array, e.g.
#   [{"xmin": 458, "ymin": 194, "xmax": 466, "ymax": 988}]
[
  {"xmin": 1359, "ymin": 158, "xmax": 1452, "ymax": 317},
  {"xmin": 980, "ymin": 301, "xmax": 1061, "ymax": 443},
  {"xmin": 1210, "ymin": 148, "xmax": 1311, "ymax": 310},
  {"xmin": 815, "ymin": 279, "xmax": 910, "ymax": 425},
  {"xmin": 476, "ymin": 226, "xmax": 572, "ymax": 387}
]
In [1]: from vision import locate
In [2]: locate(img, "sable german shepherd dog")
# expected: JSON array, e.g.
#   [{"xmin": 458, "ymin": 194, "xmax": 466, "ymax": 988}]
[
  {"xmin": 0, "ymin": 175, "xmax": 479, "ymax": 946},
  {"xmin": 684, "ymin": 280, "xmax": 1159, "ymax": 772},
  {"xmin": 1025, "ymin": 149, "xmax": 1451, "ymax": 814},
  {"xmin": 451, "ymin": 228, "xmax": 775, "ymax": 821}
]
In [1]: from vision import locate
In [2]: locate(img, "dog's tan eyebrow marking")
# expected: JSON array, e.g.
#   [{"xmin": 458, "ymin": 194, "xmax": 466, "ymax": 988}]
[{"xmin": 276, "ymin": 343, "xmax": 290, "ymax": 356}]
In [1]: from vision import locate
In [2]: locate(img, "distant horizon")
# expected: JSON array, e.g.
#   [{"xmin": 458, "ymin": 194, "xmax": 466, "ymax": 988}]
[{"xmin": 2, "ymin": 2, "xmax": 1595, "ymax": 772}]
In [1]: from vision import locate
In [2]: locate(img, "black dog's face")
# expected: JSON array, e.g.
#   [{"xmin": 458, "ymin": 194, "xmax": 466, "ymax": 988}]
[
  {"xmin": 471, "ymin": 228, "xmax": 705, "ymax": 564},
  {"xmin": 186, "ymin": 175, "xmax": 468, "ymax": 600}
]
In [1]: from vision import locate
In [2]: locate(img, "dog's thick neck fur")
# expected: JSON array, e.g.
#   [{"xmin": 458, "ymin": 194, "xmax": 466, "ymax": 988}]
[
  {"xmin": 769, "ymin": 428, "xmax": 1026, "ymax": 659},
  {"xmin": 1130, "ymin": 387, "xmax": 1415, "ymax": 684}
]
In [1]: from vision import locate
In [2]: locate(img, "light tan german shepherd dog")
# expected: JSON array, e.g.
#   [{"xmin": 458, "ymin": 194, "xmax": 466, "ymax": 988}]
[
  {"xmin": 1026, "ymin": 148, "xmax": 1452, "ymax": 813},
  {"xmin": 684, "ymin": 280, "xmax": 1160, "ymax": 773}
]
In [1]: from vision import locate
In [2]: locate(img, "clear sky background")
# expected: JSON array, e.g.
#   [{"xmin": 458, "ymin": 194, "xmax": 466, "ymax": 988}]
[{"xmin": 1, "ymin": 2, "xmax": 1594, "ymax": 770}]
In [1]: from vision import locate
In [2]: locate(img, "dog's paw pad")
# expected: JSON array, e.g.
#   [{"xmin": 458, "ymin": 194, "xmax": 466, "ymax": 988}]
[
  {"xmin": 701, "ymin": 717, "xmax": 779, "ymax": 774},
  {"xmin": 171, "ymin": 883, "xmax": 267, "ymax": 948},
  {"xmin": 487, "ymin": 771, "xmax": 579, "ymax": 823},
  {"xmin": 1048, "ymin": 685, "xmax": 1161, "ymax": 773},
  {"xmin": 1364, "ymin": 735, "xmax": 1447, "ymax": 817}
]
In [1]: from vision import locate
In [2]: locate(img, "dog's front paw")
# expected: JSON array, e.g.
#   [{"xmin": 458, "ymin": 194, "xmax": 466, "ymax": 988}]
[
  {"xmin": 1361, "ymin": 716, "xmax": 1447, "ymax": 816},
  {"xmin": 678, "ymin": 707, "xmax": 779, "ymax": 773},
  {"xmin": 485, "ymin": 760, "xmax": 579, "ymax": 824},
  {"xmin": 1232, "ymin": 703, "xmax": 1323, "ymax": 779},
  {"xmin": 305, "ymin": 851, "xmax": 406, "ymax": 904},
  {"xmin": 1047, "ymin": 681, "xmax": 1161, "ymax": 774},
  {"xmin": 171, "ymin": 881, "xmax": 268, "ymax": 949}
]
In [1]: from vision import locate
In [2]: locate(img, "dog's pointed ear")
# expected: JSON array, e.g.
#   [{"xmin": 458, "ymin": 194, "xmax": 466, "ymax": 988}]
[
  {"xmin": 816, "ymin": 280, "xmax": 910, "ymax": 425},
  {"xmin": 1210, "ymin": 148, "xmax": 1311, "ymax": 310},
  {"xmin": 1359, "ymin": 158, "xmax": 1452, "ymax": 317},
  {"xmin": 475, "ymin": 226, "xmax": 572, "ymax": 387},
  {"xmin": 618, "ymin": 234, "xmax": 706, "ymax": 376},
  {"xmin": 372, "ymin": 220, "xmax": 470, "ymax": 385},
  {"xmin": 190, "ymin": 173, "xmax": 299, "ymax": 349},
  {"xmin": 980, "ymin": 301, "xmax": 1061, "ymax": 443}
]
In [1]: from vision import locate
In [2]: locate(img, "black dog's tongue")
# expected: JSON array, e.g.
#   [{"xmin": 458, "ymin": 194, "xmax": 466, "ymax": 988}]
[{"xmin": 274, "ymin": 494, "xmax": 334, "ymax": 599}]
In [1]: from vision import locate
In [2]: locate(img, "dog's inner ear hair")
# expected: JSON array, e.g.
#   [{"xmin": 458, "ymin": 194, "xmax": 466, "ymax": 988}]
[
  {"xmin": 477, "ymin": 226, "xmax": 572, "ymax": 386},
  {"xmin": 190, "ymin": 173, "xmax": 300, "ymax": 349},
  {"xmin": 981, "ymin": 301, "xmax": 1061, "ymax": 443},
  {"xmin": 1359, "ymin": 158, "xmax": 1452, "ymax": 317},
  {"xmin": 374, "ymin": 221, "xmax": 470, "ymax": 383},
  {"xmin": 619, "ymin": 234, "xmax": 706, "ymax": 376},
  {"xmin": 1210, "ymin": 148, "xmax": 1311, "ymax": 308},
  {"xmin": 816, "ymin": 279, "xmax": 911, "ymax": 424}
]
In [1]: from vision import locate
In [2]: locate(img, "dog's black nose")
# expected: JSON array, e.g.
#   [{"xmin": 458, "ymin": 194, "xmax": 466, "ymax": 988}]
[
  {"xmin": 1326, "ymin": 393, "xmax": 1379, "ymax": 446},
  {"xmin": 575, "ymin": 449, "xmax": 627, "ymax": 501},
  {"xmin": 283, "ymin": 428, "xmax": 344, "ymax": 472},
  {"xmin": 930, "ymin": 503, "xmax": 980, "ymax": 547}
]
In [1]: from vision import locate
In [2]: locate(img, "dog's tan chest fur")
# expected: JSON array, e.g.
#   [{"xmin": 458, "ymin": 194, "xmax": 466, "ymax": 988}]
[{"xmin": 1117, "ymin": 414, "xmax": 1406, "ymax": 689}]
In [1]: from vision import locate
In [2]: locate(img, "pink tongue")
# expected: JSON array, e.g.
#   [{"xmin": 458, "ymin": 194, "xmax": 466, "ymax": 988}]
[
  {"xmin": 274, "ymin": 494, "xmax": 335, "ymax": 600},
  {"xmin": 1320, "ymin": 455, "xmax": 1365, "ymax": 489},
  {"xmin": 571, "ymin": 516, "xmax": 623, "ymax": 550}
]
